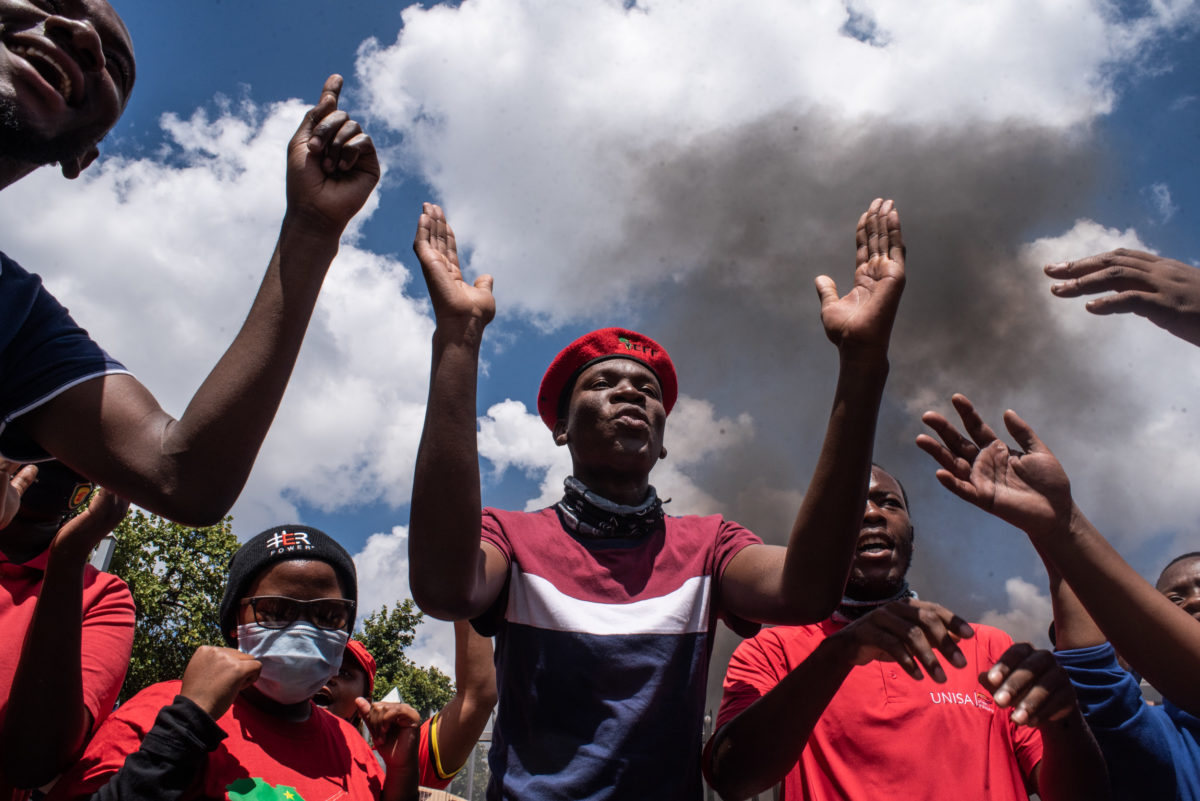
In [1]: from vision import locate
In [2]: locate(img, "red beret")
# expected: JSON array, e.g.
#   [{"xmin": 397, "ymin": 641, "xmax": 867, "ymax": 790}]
[
  {"xmin": 537, "ymin": 327, "xmax": 678, "ymax": 430},
  {"xmin": 345, "ymin": 638, "xmax": 377, "ymax": 698}
]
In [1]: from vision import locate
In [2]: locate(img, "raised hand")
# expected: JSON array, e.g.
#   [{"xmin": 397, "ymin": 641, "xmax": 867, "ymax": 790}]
[
  {"xmin": 180, "ymin": 646, "xmax": 262, "ymax": 720},
  {"xmin": 831, "ymin": 599, "xmax": 974, "ymax": 682},
  {"xmin": 47, "ymin": 488, "xmax": 129, "ymax": 562},
  {"xmin": 355, "ymin": 698, "xmax": 422, "ymax": 773},
  {"xmin": 286, "ymin": 74, "xmax": 380, "ymax": 237},
  {"xmin": 980, "ymin": 643, "xmax": 1077, "ymax": 727},
  {"xmin": 414, "ymin": 202, "xmax": 495, "ymax": 330},
  {"xmin": 916, "ymin": 394, "xmax": 1074, "ymax": 537},
  {"xmin": 815, "ymin": 197, "xmax": 906, "ymax": 363},
  {"xmin": 1046, "ymin": 249, "xmax": 1200, "ymax": 347},
  {"xmin": 0, "ymin": 461, "xmax": 37, "ymax": 530}
]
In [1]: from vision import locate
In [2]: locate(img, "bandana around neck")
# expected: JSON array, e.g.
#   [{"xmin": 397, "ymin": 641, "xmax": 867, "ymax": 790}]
[
  {"xmin": 831, "ymin": 582, "xmax": 916, "ymax": 624},
  {"xmin": 556, "ymin": 476, "xmax": 665, "ymax": 540}
]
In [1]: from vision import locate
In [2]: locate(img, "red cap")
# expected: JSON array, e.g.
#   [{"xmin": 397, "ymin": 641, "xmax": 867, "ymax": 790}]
[
  {"xmin": 345, "ymin": 639, "xmax": 377, "ymax": 698},
  {"xmin": 537, "ymin": 327, "xmax": 678, "ymax": 430}
]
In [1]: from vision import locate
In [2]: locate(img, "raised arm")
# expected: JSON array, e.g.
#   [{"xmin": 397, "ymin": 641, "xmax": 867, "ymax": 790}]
[
  {"xmin": 428, "ymin": 621, "xmax": 496, "ymax": 780},
  {"xmin": 1045, "ymin": 248, "xmax": 1200, "ymax": 347},
  {"xmin": 408, "ymin": 204, "xmax": 507, "ymax": 619},
  {"xmin": 1, "ymin": 489, "xmax": 130, "ymax": 789},
  {"xmin": 707, "ymin": 600, "xmax": 971, "ymax": 800},
  {"xmin": 20, "ymin": 75, "xmax": 379, "ymax": 526},
  {"xmin": 720, "ymin": 198, "xmax": 905, "ymax": 624},
  {"xmin": 917, "ymin": 394, "xmax": 1200, "ymax": 714}
]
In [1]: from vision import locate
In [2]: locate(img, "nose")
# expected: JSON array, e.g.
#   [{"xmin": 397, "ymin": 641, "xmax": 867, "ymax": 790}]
[
  {"xmin": 44, "ymin": 15, "xmax": 105, "ymax": 73},
  {"xmin": 1183, "ymin": 592, "xmax": 1200, "ymax": 617},
  {"xmin": 610, "ymin": 377, "xmax": 644, "ymax": 404},
  {"xmin": 862, "ymin": 499, "xmax": 884, "ymax": 524}
]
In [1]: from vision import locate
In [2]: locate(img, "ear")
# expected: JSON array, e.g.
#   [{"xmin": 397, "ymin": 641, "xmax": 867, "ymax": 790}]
[
  {"xmin": 553, "ymin": 420, "xmax": 569, "ymax": 447},
  {"xmin": 59, "ymin": 146, "xmax": 99, "ymax": 180}
]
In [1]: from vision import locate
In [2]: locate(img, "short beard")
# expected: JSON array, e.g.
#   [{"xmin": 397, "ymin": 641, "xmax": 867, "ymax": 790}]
[
  {"xmin": 0, "ymin": 97, "xmax": 95, "ymax": 167},
  {"xmin": 845, "ymin": 572, "xmax": 908, "ymax": 603}
]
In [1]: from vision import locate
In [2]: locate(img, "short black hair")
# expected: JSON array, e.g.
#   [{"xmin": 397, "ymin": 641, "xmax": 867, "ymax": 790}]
[
  {"xmin": 870, "ymin": 462, "xmax": 909, "ymax": 509},
  {"xmin": 1158, "ymin": 551, "xmax": 1200, "ymax": 587}
]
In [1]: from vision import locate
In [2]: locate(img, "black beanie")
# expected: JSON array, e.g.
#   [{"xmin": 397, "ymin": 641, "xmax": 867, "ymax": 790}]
[{"xmin": 218, "ymin": 524, "xmax": 358, "ymax": 644}]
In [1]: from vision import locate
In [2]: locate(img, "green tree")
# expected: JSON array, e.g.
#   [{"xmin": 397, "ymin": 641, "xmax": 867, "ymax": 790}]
[
  {"xmin": 356, "ymin": 601, "xmax": 453, "ymax": 716},
  {"xmin": 108, "ymin": 511, "xmax": 239, "ymax": 702}
]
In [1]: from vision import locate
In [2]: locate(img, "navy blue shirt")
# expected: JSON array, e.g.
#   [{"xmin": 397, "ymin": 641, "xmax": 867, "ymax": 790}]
[
  {"xmin": 1057, "ymin": 642, "xmax": 1200, "ymax": 801},
  {"xmin": 0, "ymin": 252, "xmax": 127, "ymax": 461}
]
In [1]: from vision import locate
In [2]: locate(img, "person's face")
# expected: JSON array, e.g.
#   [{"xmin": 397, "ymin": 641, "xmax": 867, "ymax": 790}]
[
  {"xmin": 1157, "ymin": 557, "xmax": 1200, "ymax": 623},
  {"xmin": 845, "ymin": 467, "xmax": 914, "ymax": 600},
  {"xmin": 235, "ymin": 559, "xmax": 351, "ymax": 635},
  {"xmin": 313, "ymin": 650, "xmax": 369, "ymax": 723},
  {"xmin": 554, "ymin": 358, "xmax": 667, "ymax": 477},
  {"xmin": 0, "ymin": 0, "xmax": 134, "ymax": 171}
]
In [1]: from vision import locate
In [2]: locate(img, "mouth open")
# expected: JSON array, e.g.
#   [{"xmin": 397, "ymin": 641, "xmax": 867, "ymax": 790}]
[
  {"xmin": 9, "ymin": 43, "xmax": 75, "ymax": 104},
  {"xmin": 313, "ymin": 687, "xmax": 333, "ymax": 706},
  {"xmin": 855, "ymin": 534, "xmax": 895, "ymax": 559}
]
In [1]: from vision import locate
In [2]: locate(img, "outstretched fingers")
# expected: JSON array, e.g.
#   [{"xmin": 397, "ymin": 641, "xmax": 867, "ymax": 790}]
[
  {"xmin": 1044, "ymin": 249, "xmax": 1157, "ymax": 298},
  {"xmin": 1001, "ymin": 409, "xmax": 1047, "ymax": 455},
  {"xmin": 884, "ymin": 202, "xmax": 904, "ymax": 268},
  {"xmin": 949, "ymin": 394, "xmax": 1002, "ymax": 449}
]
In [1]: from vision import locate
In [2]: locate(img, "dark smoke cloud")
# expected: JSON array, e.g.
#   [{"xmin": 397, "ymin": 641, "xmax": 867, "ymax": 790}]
[{"xmin": 583, "ymin": 111, "xmax": 1122, "ymax": 712}]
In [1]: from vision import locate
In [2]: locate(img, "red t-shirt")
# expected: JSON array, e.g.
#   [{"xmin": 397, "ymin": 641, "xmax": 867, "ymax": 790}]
[
  {"xmin": 715, "ymin": 619, "xmax": 1044, "ymax": 801},
  {"xmin": 0, "ymin": 548, "xmax": 134, "ymax": 801},
  {"xmin": 418, "ymin": 713, "xmax": 468, "ymax": 791},
  {"xmin": 54, "ymin": 681, "xmax": 387, "ymax": 801}
]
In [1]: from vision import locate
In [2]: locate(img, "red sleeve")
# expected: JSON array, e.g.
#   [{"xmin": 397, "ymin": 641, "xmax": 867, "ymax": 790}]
[
  {"xmin": 417, "ymin": 716, "xmax": 461, "ymax": 790},
  {"xmin": 715, "ymin": 629, "xmax": 789, "ymax": 731},
  {"xmin": 472, "ymin": 511, "xmax": 514, "ymax": 637},
  {"xmin": 47, "ymin": 682, "xmax": 179, "ymax": 801},
  {"xmin": 479, "ymin": 509, "xmax": 513, "ymax": 567},
  {"xmin": 713, "ymin": 519, "xmax": 764, "ymax": 637},
  {"xmin": 79, "ymin": 570, "xmax": 135, "ymax": 732}
]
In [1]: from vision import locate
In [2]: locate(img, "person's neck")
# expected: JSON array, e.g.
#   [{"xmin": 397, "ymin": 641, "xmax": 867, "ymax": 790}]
[
  {"xmin": 239, "ymin": 686, "xmax": 313, "ymax": 723},
  {"xmin": 569, "ymin": 466, "xmax": 651, "ymax": 507},
  {"xmin": 0, "ymin": 158, "xmax": 40, "ymax": 191},
  {"xmin": 0, "ymin": 530, "xmax": 54, "ymax": 565}
]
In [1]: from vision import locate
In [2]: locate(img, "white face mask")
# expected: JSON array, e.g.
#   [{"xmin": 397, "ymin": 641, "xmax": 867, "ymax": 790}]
[{"xmin": 237, "ymin": 621, "xmax": 349, "ymax": 705}]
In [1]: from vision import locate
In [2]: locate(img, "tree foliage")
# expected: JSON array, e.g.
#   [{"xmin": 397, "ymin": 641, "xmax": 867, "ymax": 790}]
[
  {"xmin": 356, "ymin": 601, "xmax": 454, "ymax": 717},
  {"xmin": 108, "ymin": 510, "xmax": 239, "ymax": 702}
]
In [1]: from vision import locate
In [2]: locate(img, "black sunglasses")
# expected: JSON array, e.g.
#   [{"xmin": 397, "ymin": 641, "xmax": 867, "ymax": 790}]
[{"xmin": 240, "ymin": 596, "xmax": 355, "ymax": 632}]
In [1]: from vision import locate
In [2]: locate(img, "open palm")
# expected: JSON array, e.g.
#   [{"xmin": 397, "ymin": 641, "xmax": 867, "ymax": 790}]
[
  {"xmin": 816, "ymin": 198, "xmax": 905, "ymax": 360},
  {"xmin": 917, "ymin": 395, "xmax": 1074, "ymax": 536}
]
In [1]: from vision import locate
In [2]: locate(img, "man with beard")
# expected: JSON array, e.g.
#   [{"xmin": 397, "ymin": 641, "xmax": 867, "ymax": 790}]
[
  {"xmin": 705, "ymin": 465, "xmax": 1108, "ymax": 801},
  {"xmin": 0, "ymin": 1, "xmax": 379, "ymax": 527}
]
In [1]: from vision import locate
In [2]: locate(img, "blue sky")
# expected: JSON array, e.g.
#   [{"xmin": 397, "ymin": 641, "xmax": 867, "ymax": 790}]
[{"xmin": 6, "ymin": 0, "xmax": 1199, "ymax": 673}]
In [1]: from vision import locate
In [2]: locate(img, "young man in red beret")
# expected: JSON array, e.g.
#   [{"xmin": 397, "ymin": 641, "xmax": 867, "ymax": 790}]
[{"xmin": 408, "ymin": 198, "xmax": 906, "ymax": 800}]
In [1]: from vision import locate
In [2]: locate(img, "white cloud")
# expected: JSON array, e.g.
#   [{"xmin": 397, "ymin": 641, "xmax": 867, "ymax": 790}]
[
  {"xmin": 352, "ymin": 525, "xmax": 458, "ymax": 675},
  {"xmin": 0, "ymin": 98, "xmax": 433, "ymax": 534},
  {"xmin": 355, "ymin": 0, "xmax": 1195, "ymax": 319},
  {"xmin": 1007, "ymin": 219, "xmax": 1200, "ymax": 544},
  {"xmin": 979, "ymin": 577, "xmax": 1052, "ymax": 648},
  {"xmin": 1145, "ymin": 182, "xmax": 1178, "ymax": 223}
]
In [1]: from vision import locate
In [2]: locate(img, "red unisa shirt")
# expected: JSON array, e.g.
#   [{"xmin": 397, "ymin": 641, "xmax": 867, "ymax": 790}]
[{"xmin": 715, "ymin": 619, "xmax": 1044, "ymax": 801}]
